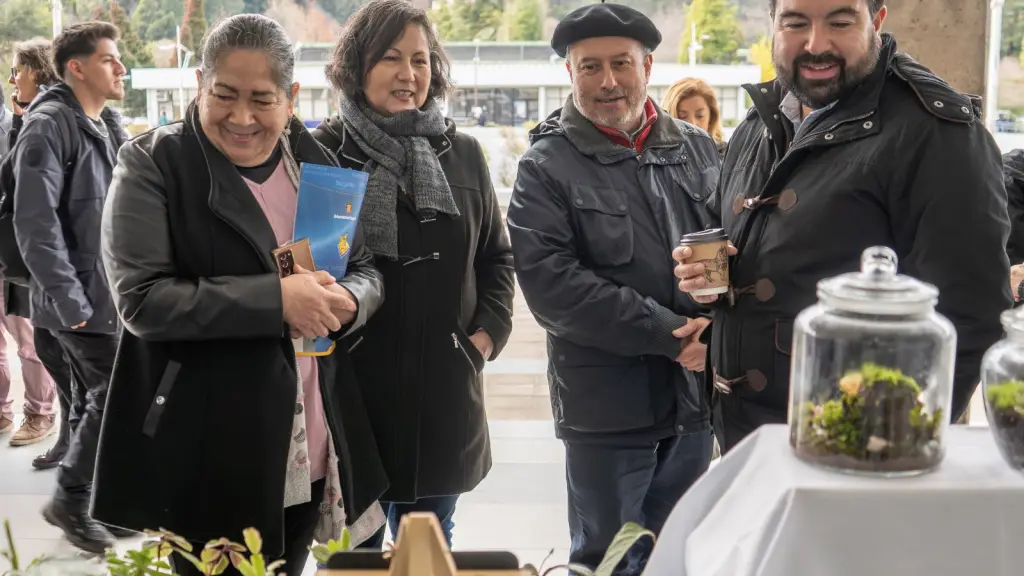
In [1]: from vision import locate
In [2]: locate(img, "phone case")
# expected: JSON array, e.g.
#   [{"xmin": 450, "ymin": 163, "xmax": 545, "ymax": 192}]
[{"xmin": 273, "ymin": 239, "xmax": 337, "ymax": 357}]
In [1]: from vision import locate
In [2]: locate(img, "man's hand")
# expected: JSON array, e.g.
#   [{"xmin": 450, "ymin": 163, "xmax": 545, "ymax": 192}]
[
  {"xmin": 69, "ymin": 321, "xmax": 86, "ymax": 330},
  {"xmin": 1011, "ymin": 264, "xmax": 1024, "ymax": 302},
  {"xmin": 673, "ymin": 317, "xmax": 711, "ymax": 372},
  {"xmin": 469, "ymin": 330, "xmax": 494, "ymax": 360},
  {"xmin": 672, "ymin": 243, "xmax": 738, "ymax": 304}
]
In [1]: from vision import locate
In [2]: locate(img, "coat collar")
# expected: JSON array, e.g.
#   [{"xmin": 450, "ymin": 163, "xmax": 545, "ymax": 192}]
[{"xmin": 185, "ymin": 104, "xmax": 336, "ymax": 273}]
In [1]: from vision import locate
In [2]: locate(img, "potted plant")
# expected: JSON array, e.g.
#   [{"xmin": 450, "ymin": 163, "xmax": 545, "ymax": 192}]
[{"xmin": 792, "ymin": 362, "xmax": 944, "ymax": 474}]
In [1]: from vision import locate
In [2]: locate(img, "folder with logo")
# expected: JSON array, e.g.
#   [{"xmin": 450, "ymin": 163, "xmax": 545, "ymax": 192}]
[{"xmin": 290, "ymin": 162, "xmax": 369, "ymax": 356}]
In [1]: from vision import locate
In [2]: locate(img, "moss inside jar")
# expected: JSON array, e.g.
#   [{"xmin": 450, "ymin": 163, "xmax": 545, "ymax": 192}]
[
  {"xmin": 985, "ymin": 381, "xmax": 1024, "ymax": 470},
  {"xmin": 793, "ymin": 362, "xmax": 944, "ymax": 474}
]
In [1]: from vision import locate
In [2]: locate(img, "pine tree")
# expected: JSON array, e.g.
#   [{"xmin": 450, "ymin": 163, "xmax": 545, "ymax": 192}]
[{"xmin": 678, "ymin": 0, "xmax": 742, "ymax": 65}]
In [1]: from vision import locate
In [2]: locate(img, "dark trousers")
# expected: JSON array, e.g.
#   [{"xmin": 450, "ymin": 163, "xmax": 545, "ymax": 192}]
[
  {"xmin": 564, "ymin": 432, "xmax": 712, "ymax": 575},
  {"xmin": 34, "ymin": 328, "xmax": 76, "ymax": 446},
  {"xmin": 51, "ymin": 330, "xmax": 117, "ymax": 492},
  {"xmin": 357, "ymin": 495, "xmax": 460, "ymax": 550},
  {"xmin": 172, "ymin": 479, "xmax": 326, "ymax": 576}
]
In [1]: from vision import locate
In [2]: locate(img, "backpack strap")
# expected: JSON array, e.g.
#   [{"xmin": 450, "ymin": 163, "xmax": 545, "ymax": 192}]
[{"xmin": 31, "ymin": 101, "xmax": 79, "ymax": 170}]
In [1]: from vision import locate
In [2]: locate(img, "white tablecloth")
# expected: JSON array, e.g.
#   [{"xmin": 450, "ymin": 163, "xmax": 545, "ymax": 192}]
[{"xmin": 644, "ymin": 425, "xmax": 1024, "ymax": 576}]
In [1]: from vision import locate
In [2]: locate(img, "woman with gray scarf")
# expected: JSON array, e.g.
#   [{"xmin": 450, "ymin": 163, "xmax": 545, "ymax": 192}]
[{"xmin": 313, "ymin": 0, "xmax": 515, "ymax": 549}]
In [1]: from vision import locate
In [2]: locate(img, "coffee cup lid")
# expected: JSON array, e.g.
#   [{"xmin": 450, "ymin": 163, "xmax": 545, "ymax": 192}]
[{"xmin": 679, "ymin": 228, "xmax": 728, "ymax": 245}]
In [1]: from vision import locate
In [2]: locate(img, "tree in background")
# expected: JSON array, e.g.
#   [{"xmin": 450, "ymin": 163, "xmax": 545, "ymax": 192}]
[
  {"xmin": 267, "ymin": 0, "xmax": 340, "ymax": 42},
  {"xmin": 431, "ymin": 1, "xmax": 457, "ymax": 41},
  {"xmin": 446, "ymin": 0, "xmax": 503, "ymax": 41},
  {"xmin": 679, "ymin": 0, "xmax": 742, "ymax": 64},
  {"xmin": 180, "ymin": 0, "xmax": 208, "ymax": 55},
  {"xmin": 206, "ymin": 0, "xmax": 246, "ymax": 23},
  {"xmin": 507, "ymin": 0, "xmax": 543, "ymax": 41},
  {"xmin": 0, "ymin": 0, "xmax": 51, "ymax": 50},
  {"xmin": 133, "ymin": 0, "xmax": 183, "ymax": 41},
  {"xmin": 1004, "ymin": 0, "xmax": 1024, "ymax": 59},
  {"xmin": 90, "ymin": 0, "xmax": 156, "ymax": 118},
  {"xmin": 299, "ymin": 0, "xmax": 363, "ymax": 24},
  {"xmin": 747, "ymin": 35, "xmax": 774, "ymax": 82}
]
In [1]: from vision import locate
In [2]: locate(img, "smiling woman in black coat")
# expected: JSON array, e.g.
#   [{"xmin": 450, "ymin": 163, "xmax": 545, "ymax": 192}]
[{"xmin": 312, "ymin": 0, "xmax": 515, "ymax": 548}]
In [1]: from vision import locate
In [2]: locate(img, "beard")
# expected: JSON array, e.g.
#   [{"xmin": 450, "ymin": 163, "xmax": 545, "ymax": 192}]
[
  {"xmin": 573, "ymin": 82, "xmax": 646, "ymax": 132},
  {"xmin": 773, "ymin": 33, "xmax": 881, "ymax": 109}
]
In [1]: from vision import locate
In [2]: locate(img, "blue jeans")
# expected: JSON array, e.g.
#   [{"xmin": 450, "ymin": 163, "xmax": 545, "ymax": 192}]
[
  {"xmin": 357, "ymin": 495, "xmax": 460, "ymax": 549},
  {"xmin": 565, "ymin": 432, "xmax": 712, "ymax": 575}
]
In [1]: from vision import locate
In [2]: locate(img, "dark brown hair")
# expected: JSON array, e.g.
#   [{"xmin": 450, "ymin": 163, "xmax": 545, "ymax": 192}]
[
  {"xmin": 52, "ymin": 21, "xmax": 120, "ymax": 80},
  {"xmin": 325, "ymin": 0, "xmax": 452, "ymax": 102},
  {"xmin": 13, "ymin": 38, "xmax": 59, "ymax": 87}
]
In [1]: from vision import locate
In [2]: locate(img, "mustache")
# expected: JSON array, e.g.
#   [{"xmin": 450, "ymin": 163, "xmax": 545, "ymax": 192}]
[
  {"xmin": 793, "ymin": 52, "xmax": 845, "ymax": 67},
  {"xmin": 591, "ymin": 89, "xmax": 627, "ymax": 100}
]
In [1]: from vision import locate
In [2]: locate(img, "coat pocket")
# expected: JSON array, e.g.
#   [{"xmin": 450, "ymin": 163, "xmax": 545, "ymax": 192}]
[
  {"xmin": 569, "ymin": 182, "xmax": 634, "ymax": 268},
  {"xmin": 452, "ymin": 329, "xmax": 486, "ymax": 373},
  {"xmin": 142, "ymin": 360, "xmax": 182, "ymax": 438}
]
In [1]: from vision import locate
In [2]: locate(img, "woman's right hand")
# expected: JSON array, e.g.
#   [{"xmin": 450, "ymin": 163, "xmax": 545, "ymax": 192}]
[
  {"xmin": 10, "ymin": 92, "xmax": 24, "ymax": 116},
  {"xmin": 281, "ymin": 267, "xmax": 349, "ymax": 338}
]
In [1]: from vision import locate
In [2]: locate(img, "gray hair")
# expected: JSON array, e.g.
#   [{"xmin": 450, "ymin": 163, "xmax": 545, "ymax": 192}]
[{"xmin": 198, "ymin": 14, "xmax": 295, "ymax": 92}]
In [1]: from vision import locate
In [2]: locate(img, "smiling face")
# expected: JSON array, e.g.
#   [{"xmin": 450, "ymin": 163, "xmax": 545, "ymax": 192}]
[
  {"xmin": 197, "ymin": 48, "xmax": 298, "ymax": 167},
  {"xmin": 363, "ymin": 23, "xmax": 431, "ymax": 116},
  {"xmin": 567, "ymin": 36, "xmax": 652, "ymax": 132},
  {"xmin": 9, "ymin": 57, "xmax": 39, "ymax": 104},
  {"xmin": 771, "ymin": 0, "xmax": 885, "ymax": 108}
]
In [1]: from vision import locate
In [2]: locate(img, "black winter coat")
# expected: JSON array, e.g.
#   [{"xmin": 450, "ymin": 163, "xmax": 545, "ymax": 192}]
[
  {"xmin": 91, "ymin": 108, "xmax": 389, "ymax": 556},
  {"xmin": 708, "ymin": 35, "xmax": 1011, "ymax": 450},
  {"xmin": 1002, "ymin": 149, "xmax": 1024, "ymax": 266},
  {"xmin": 508, "ymin": 97, "xmax": 720, "ymax": 443},
  {"xmin": 312, "ymin": 117, "xmax": 515, "ymax": 502}
]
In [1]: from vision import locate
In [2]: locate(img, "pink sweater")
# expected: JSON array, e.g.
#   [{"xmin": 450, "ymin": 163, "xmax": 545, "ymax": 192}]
[{"xmin": 242, "ymin": 161, "xmax": 329, "ymax": 482}]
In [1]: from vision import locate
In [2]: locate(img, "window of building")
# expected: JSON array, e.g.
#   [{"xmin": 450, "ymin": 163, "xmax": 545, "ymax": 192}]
[
  {"xmin": 451, "ymin": 87, "xmax": 541, "ymax": 125},
  {"xmin": 545, "ymin": 86, "xmax": 571, "ymax": 116},
  {"xmin": 718, "ymin": 86, "xmax": 739, "ymax": 121}
]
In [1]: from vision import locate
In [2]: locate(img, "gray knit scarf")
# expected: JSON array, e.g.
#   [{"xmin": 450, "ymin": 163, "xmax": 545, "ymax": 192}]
[{"xmin": 338, "ymin": 94, "xmax": 459, "ymax": 258}]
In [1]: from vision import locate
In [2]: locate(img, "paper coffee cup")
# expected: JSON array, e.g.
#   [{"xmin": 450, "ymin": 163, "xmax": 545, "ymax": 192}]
[{"xmin": 679, "ymin": 228, "xmax": 730, "ymax": 296}]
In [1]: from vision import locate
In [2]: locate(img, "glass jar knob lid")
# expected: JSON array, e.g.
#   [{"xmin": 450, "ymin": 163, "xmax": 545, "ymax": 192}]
[{"xmin": 817, "ymin": 246, "xmax": 939, "ymax": 315}]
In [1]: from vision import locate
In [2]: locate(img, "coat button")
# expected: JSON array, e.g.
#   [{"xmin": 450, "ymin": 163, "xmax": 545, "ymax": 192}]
[
  {"xmin": 732, "ymin": 195, "xmax": 746, "ymax": 215},
  {"xmin": 933, "ymin": 101, "xmax": 944, "ymax": 108},
  {"xmin": 677, "ymin": 425, "xmax": 686, "ymax": 432},
  {"xmin": 746, "ymin": 370, "xmax": 767, "ymax": 392},
  {"xmin": 777, "ymin": 188, "xmax": 798, "ymax": 211},
  {"xmin": 760, "ymin": 87, "xmax": 768, "ymax": 93},
  {"xmin": 754, "ymin": 278, "xmax": 776, "ymax": 302},
  {"xmin": 824, "ymin": 133, "xmax": 835, "ymax": 140},
  {"xmin": 155, "ymin": 396, "xmax": 165, "ymax": 405},
  {"xmin": 574, "ymin": 198, "xmax": 583, "ymax": 207},
  {"xmin": 961, "ymin": 106, "xmax": 971, "ymax": 114},
  {"xmin": 862, "ymin": 121, "xmax": 873, "ymax": 129}
]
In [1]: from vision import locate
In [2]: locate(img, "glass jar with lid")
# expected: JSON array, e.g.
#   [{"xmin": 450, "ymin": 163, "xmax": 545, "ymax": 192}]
[
  {"xmin": 981, "ymin": 308, "xmax": 1024, "ymax": 472},
  {"xmin": 788, "ymin": 246, "xmax": 956, "ymax": 477}
]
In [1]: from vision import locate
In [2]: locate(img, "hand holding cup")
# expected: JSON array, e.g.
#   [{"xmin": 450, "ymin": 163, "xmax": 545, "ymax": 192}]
[{"xmin": 673, "ymin": 228, "xmax": 737, "ymax": 304}]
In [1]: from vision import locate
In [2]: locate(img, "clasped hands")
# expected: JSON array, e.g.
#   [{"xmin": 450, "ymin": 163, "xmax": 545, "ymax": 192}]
[
  {"xmin": 281, "ymin": 264, "xmax": 358, "ymax": 339},
  {"xmin": 673, "ymin": 316, "xmax": 711, "ymax": 372}
]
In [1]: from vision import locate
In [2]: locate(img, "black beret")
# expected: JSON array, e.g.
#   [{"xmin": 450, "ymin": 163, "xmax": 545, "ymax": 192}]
[{"xmin": 551, "ymin": 2, "xmax": 662, "ymax": 58}]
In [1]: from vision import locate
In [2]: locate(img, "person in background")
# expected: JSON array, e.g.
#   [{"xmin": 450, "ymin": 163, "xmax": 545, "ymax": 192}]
[
  {"xmin": 93, "ymin": 15, "xmax": 388, "ymax": 575},
  {"xmin": 4, "ymin": 38, "xmax": 73, "ymax": 467},
  {"xmin": 674, "ymin": 0, "xmax": 1010, "ymax": 452},
  {"xmin": 12, "ymin": 21, "xmax": 131, "ymax": 553},
  {"xmin": 158, "ymin": 111, "xmax": 169, "ymax": 125},
  {"xmin": 661, "ymin": 77, "xmax": 726, "ymax": 158},
  {"xmin": 507, "ymin": 4, "xmax": 718, "ymax": 573},
  {"xmin": 313, "ymin": 0, "xmax": 515, "ymax": 549}
]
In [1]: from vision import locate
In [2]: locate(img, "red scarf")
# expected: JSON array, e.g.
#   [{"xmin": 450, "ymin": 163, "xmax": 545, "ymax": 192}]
[{"xmin": 594, "ymin": 98, "xmax": 659, "ymax": 152}]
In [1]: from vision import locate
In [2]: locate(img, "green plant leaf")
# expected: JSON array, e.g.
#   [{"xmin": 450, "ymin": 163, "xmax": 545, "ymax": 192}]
[
  {"xmin": 243, "ymin": 527, "xmax": 262, "ymax": 555},
  {"xmin": 309, "ymin": 543, "xmax": 331, "ymax": 565},
  {"xmin": 266, "ymin": 558, "xmax": 286, "ymax": 573},
  {"xmin": 339, "ymin": 528, "xmax": 351, "ymax": 551},
  {"xmin": 251, "ymin": 552, "xmax": 266, "ymax": 575},
  {"xmin": 233, "ymin": 555, "xmax": 257, "ymax": 576},
  {"xmin": 593, "ymin": 522, "xmax": 655, "ymax": 576}
]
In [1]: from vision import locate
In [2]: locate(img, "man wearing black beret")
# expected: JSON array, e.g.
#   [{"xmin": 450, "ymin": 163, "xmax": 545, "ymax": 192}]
[{"xmin": 507, "ymin": 2, "xmax": 720, "ymax": 572}]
